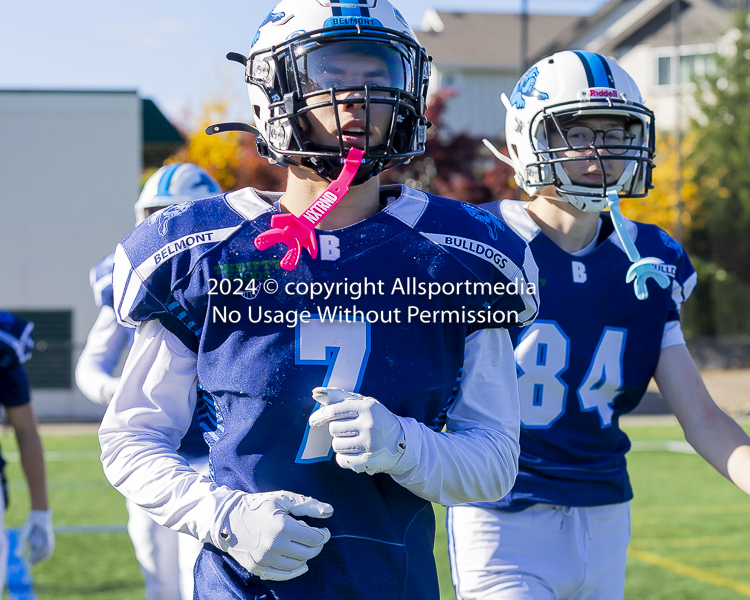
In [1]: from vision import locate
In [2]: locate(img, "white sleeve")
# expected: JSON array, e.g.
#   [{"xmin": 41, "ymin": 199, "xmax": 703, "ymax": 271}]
[
  {"xmin": 75, "ymin": 306, "xmax": 131, "ymax": 406},
  {"xmin": 98, "ymin": 319, "xmax": 245, "ymax": 547},
  {"xmin": 388, "ymin": 328, "xmax": 520, "ymax": 506},
  {"xmin": 661, "ymin": 320, "xmax": 686, "ymax": 348}
]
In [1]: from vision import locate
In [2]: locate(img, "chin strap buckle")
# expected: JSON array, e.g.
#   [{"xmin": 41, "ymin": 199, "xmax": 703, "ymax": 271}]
[
  {"xmin": 254, "ymin": 148, "xmax": 365, "ymax": 271},
  {"xmin": 606, "ymin": 191, "xmax": 671, "ymax": 300}
]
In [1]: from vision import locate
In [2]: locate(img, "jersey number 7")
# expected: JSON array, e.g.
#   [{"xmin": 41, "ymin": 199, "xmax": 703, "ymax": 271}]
[{"xmin": 294, "ymin": 318, "xmax": 372, "ymax": 463}]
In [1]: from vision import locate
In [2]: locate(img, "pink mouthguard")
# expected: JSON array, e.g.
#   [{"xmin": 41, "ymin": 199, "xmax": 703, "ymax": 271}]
[{"xmin": 254, "ymin": 148, "xmax": 365, "ymax": 271}]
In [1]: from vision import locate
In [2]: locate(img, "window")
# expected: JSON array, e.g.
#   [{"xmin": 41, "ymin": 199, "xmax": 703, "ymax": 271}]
[
  {"xmin": 658, "ymin": 56, "xmax": 672, "ymax": 85},
  {"xmin": 654, "ymin": 45, "xmax": 717, "ymax": 91},
  {"xmin": 679, "ymin": 55, "xmax": 695, "ymax": 84}
]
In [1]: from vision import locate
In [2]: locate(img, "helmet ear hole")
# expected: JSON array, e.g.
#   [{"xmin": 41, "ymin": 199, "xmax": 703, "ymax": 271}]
[{"xmin": 254, "ymin": 105, "xmax": 261, "ymax": 120}]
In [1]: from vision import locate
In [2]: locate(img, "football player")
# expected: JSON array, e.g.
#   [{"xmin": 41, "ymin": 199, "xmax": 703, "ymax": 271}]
[
  {"xmin": 97, "ymin": 1, "xmax": 540, "ymax": 599},
  {"xmin": 0, "ymin": 312, "xmax": 54, "ymax": 593},
  {"xmin": 76, "ymin": 163, "xmax": 221, "ymax": 600},
  {"xmin": 448, "ymin": 50, "xmax": 750, "ymax": 600}
]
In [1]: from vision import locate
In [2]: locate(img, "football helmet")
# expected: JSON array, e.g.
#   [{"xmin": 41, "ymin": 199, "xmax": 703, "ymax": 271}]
[
  {"xmin": 234, "ymin": 0, "xmax": 430, "ymax": 183},
  {"xmin": 503, "ymin": 50, "xmax": 655, "ymax": 212},
  {"xmin": 134, "ymin": 163, "xmax": 222, "ymax": 224}
]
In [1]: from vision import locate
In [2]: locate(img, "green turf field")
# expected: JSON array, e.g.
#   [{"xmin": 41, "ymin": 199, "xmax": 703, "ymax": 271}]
[{"xmin": 1, "ymin": 422, "xmax": 749, "ymax": 599}]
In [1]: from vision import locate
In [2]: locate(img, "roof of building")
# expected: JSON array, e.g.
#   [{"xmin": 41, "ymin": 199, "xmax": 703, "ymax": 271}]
[
  {"xmin": 537, "ymin": 0, "xmax": 731, "ymax": 59},
  {"xmin": 419, "ymin": 10, "xmax": 581, "ymax": 70},
  {"xmin": 0, "ymin": 90, "xmax": 184, "ymax": 168},
  {"xmin": 142, "ymin": 98, "xmax": 185, "ymax": 168}
]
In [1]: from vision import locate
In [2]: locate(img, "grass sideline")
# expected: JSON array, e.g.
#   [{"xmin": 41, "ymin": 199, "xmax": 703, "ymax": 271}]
[{"xmin": 0, "ymin": 423, "xmax": 749, "ymax": 599}]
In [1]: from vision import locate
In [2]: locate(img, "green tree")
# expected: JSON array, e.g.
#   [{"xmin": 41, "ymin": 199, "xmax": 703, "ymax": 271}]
[{"xmin": 689, "ymin": 10, "xmax": 750, "ymax": 282}]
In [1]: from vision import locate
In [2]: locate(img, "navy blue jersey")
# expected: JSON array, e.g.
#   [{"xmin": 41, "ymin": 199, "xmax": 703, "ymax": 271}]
[
  {"xmin": 0, "ymin": 312, "xmax": 34, "ymax": 472},
  {"xmin": 475, "ymin": 200, "xmax": 696, "ymax": 511},
  {"xmin": 113, "ymin": 186, "xmax": 537, "ymax": 600},
  {"xmin": 0, "ymin": 365, "xmax": 31, "ymax": 409},
  {"xmin": 88, "ymin": 254, "xmax": 207, "ymax": 459},
  {"xmin": 0, "ymin": 311, "xmax": 34, "ymax": 369}
]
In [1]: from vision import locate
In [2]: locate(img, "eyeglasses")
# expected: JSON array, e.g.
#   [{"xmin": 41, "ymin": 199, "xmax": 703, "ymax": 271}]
[{"xmin": 559, "ymin": 126, "xmax": 636, "ymax": 155}]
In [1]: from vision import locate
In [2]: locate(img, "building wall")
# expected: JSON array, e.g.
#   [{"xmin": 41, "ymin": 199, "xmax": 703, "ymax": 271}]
[
  {"xmin": 0, "ymin": 91, "xmax": 141, "ymax": 420},
  {"xmin": 620, "ymin": 43, "xmax": 709, "ymax": 132},
  {"xmin": 433, "ymin": 68, "xmax": 519, "ymax": 139}
]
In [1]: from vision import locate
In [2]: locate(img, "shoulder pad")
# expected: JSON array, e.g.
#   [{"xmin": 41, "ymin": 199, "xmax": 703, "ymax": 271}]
[
  {"xmin": 418, "ymin": 194, "xmax": 531, "ymax": 281},
  {"xmin": 118, "ymin": 195, "xmax": 246, "ymax": 288},
  {"xmin": 398, "ymin": 192, "xmax": 539, "ymax": 327},
  {"xmin": 112, "ymin": 195, "xmax": 250, "ymax": 343}
]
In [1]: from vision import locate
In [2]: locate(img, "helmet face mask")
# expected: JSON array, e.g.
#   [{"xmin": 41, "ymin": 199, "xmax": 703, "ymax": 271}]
[
  {"xmin": 246, "ymin": 1, "xmax": 430, "ymax": 183},
  {"xmin": 505, "ymin": 52, "xmax": 655, "ymax": 213}
]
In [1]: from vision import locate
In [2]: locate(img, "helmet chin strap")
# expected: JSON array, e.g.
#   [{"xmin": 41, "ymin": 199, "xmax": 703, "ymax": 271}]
[
  {"xmin": 255, "ymin": 148, "xmax": 365, "ymax": 271},
  {"xmin": 486, "ymin": 137, "xmax": 666, "ymax": 299},
  {"xmin": 605, "ymin": 190, "xmax": 670, "ymax": 300}
]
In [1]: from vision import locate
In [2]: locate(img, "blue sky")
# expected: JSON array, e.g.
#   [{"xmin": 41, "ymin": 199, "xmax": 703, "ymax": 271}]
[{"xmin": 0, "ymin": 0, "xmax": 608, "ymax": 126}]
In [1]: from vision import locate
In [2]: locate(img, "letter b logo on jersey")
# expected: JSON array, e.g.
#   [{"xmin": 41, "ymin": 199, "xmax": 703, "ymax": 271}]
[
  {"xmin": 572, "ymin": 261, "xmax": 587, "ymax": 283},
  {"xmin": 320, "ymin": 235, "xmax": 340, "ymax": 262}
]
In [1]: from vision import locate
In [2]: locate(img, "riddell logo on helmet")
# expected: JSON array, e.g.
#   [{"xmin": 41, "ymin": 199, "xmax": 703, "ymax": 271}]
[{"xmin": 588, "ymin": 88, "xmax": 620, "ymax": 98}]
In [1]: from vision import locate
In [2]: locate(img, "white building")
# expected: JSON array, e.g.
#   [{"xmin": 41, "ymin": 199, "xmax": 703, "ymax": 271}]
[
  {"xmin": 421, "ymin": 0, "xmax": 732, "ymax": 138},
  {"xmin": 539, "ymin": 0, "xmax": 732, "ymax": 132},
  {"xmin": 0, "ymin": 90, "xmax": 182, "ymax": 420},
  {"xmin": 420, "ymin": 9, "xmax": 580, "ymax": 138}
]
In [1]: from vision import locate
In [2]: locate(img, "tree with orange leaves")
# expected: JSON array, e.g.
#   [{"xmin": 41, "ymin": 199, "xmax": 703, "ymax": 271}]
[{"xmin": 166, "ymin": 100, "xmax": 285, "ymax": 193}]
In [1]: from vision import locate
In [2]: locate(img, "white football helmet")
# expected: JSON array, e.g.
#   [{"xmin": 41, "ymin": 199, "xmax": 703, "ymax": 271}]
[
  {"xmin": 504, "ymin": 50, "xmax": 655, "ymax": 212},
  {"xmin": 134, "ymin": 163, "xmax": 222, "ymax": 224},
  {"xmin": 238, "ymin": 0, "xmax": 431, "ymax": 183}
]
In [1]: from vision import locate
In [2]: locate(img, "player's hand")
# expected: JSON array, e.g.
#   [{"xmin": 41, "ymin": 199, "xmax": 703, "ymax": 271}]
[
  {"xmin": 309, "ymin": 387, "xmax": 406, "ymax": 475},
  {"xmin": 217, "ymin": 491, "xmax": 332, "ymax": 581},
  {"xmin": 17, "ymin": 509, "xmax": 55, "ymax": 565}
]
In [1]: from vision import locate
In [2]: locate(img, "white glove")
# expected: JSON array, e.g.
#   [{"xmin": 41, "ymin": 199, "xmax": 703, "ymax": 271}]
[
  {"xmin": 309, "ymin": 387, "xmax": 406, "ymax": 475},
  {"xmin": 217, "ymin": 491, "xmax": 332, "ymax": 581},
  {"xmin": 17, "ymin": 509, "xmax": 55, "ymax": 565}
]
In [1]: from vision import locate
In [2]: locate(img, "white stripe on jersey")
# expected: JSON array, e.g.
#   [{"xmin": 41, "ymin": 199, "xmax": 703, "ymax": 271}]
[
  {"xmin": 136, "ymin": 227, "xmax": 239, "ymax": 281},
  {"xmin": 0, "ymin": 321, "xmax": 34, "ymax": 365},
  {"xmin": 420, "ymin": 232, "xmax": 522, "ymax": 282},
  {"xmin": 113, "ymin": 244, "xmax": 139, "ymax": 328},
  {"xmin": 224, "ymin": 188, "xmax": 275, "ymax": 221},
  {"xmin": 673, "ymin": 270, "xmax": 697, "ymax": 311},
  {"xmin": 383, "ymin": 186, "xmax": 429, "ymax": 228}
]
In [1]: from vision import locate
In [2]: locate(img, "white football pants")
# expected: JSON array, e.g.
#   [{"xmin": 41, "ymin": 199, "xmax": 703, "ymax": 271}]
[
  {"xmin": 126, "ymin": 456, "xmax": 209, "ymax": 600},
  {"xmin": 447, "ymin": 502, "xmax": 630, "ymax": 600}
]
